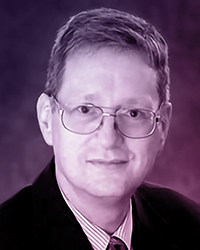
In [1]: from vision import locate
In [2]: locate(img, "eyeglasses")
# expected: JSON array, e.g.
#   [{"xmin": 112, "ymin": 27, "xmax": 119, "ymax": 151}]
[{"xmin": 52, "ymin": 96, "xmax": 161, "ymax": 139}]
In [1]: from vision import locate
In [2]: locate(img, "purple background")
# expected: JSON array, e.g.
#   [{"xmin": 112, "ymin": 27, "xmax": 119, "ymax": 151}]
[{"xmin": 0, "ymin": 0, "xmax": 200, "ymax": 204}]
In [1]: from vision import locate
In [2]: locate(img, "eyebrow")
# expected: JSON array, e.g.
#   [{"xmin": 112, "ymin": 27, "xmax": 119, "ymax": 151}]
[
  {"xmin": 82, "ymin": 94, "xmax": 100, "ymax": 101},
  {"xmin": 124, "ymin": 98, "xmax": 140, "ymax": 104},
  {"xmin": 63, "ymin": 94, "xmax": 100, "ymax": 106},
  {"xmin": 123, "ymin": 98, "xmax": 153, "ymax": 107}
]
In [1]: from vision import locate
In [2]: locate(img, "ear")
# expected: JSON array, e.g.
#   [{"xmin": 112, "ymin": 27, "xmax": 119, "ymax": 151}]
[
  {"xmin": 36, "ymin": 93, "xmax": 53, "ymax": 146},
  {"xmin": 157, "ymin": 102, "xmax": 172, "ymax": 151}
]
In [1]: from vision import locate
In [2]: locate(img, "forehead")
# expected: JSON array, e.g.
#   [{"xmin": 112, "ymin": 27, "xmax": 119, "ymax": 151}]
[{"xmin": 58, "ymin": 47, "xmax": 159, "ymax": 109}]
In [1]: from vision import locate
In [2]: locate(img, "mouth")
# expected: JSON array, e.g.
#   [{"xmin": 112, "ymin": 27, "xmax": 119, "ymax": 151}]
[{"xmin": 87, "ymin": 159, "xmax": 129, "ymax": 167}]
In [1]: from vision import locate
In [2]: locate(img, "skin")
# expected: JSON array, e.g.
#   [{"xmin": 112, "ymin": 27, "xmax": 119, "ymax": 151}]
[{"xmin": 37, "ymin": 47, "xmax": 172, "ymax": 233}]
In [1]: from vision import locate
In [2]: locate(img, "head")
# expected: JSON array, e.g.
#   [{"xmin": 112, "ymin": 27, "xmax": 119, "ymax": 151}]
[{"xmin": 37, "ymin": 8, "xmax": 172, "ymax": 202}]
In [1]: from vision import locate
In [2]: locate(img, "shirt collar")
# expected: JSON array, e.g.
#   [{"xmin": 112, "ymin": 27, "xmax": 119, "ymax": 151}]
[
  {"xmin": 61, "ymin": 190, "xmax": 132, "ymax": 250},
  {"xmin": 112, "ymin": 200, "xmax": 133, "ymax": 250}
]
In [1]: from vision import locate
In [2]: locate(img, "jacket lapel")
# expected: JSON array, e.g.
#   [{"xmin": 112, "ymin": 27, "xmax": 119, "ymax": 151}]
[{"xmin": 132, "ymin": 184, "xmax": 180, "ymax": 250}]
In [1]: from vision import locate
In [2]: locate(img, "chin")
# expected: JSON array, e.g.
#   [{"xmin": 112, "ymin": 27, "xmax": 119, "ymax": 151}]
[{"xmin": 87, "ymin": 181, "xmax": 130, "ymax": 199}]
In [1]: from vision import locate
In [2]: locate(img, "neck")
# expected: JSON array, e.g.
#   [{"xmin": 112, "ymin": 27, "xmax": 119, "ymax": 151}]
[{"xmin": 56, "ymin": 173, "xmax": 131, "ymax": 234}]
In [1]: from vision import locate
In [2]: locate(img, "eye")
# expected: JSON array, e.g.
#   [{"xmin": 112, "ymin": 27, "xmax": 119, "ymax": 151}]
[
  {"xmin": 129, "ymin": 109, "xmax": 140, "ymax": 118},
  {"xmin": 77, "ymin": 105, "xmax": 92, "ymax": 114}
]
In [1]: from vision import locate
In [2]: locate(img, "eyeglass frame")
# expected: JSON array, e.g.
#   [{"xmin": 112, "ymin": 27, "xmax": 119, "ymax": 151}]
[{"xmin": 51, "ymin": 95, "xmax": 162, "ymax": 139}]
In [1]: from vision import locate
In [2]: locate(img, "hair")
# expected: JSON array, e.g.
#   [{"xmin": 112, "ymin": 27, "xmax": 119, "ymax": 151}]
[{"xmin": 44, "ymin": 7, "xmax": 170, "ymax": 103}]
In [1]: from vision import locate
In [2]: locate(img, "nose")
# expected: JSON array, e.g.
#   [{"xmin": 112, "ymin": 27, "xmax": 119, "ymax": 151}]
[{"xmin": 96, "ymin": 115, "xmax": 124, "ymax": 149}]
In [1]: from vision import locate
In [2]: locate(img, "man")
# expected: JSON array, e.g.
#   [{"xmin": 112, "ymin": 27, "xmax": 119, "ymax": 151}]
[{"xmin": 0, "ymin": 7, "xmax": 200, "ymax": 250}]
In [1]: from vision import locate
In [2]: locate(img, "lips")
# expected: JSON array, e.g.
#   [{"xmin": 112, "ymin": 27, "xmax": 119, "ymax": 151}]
[{"xmin": 87, "ymin": 159, "xmax": 129, "ymax": 165}]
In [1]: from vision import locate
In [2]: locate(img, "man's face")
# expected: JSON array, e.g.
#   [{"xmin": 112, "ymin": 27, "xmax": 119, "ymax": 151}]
[{"xmin": 50, "ymin": 48, "xmax": 165, "ymax": 200}]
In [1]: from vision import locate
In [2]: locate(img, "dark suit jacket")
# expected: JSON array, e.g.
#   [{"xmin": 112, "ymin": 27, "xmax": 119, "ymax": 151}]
[{"xmin": 1, "ymin": 158, "xmax": 200, "ymax": 250}]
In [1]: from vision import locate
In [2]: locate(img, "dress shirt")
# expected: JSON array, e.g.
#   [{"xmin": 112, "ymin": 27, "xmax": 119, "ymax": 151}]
[{"xmin": 61, "ymin": 191, "xmax": 132, "ymax": 250}]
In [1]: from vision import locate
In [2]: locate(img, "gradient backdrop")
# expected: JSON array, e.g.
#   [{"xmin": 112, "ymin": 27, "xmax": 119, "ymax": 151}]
[{"xmin": 0, "ymin": 0, "xmax": 200, "ymax": 204}]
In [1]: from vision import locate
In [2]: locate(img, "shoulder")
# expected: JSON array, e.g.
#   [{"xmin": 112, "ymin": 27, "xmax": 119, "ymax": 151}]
[
  {"xmin": 0, "ymin": 185, "xmax": 33, "ymax": 222},
  {"xmin": 0, "ymin": 159, "xmax": 73, "ymax": 249},
  {"xmin": 0, "ymin": 186, "xmax": 34, "ymax": 249},
  {"xmin": 136, "ymin": 181, "xmax": 200, "ymax": 218},
  {"xmin": 134, "ymin": 182, "xmax": 200, "ymax": 248}
]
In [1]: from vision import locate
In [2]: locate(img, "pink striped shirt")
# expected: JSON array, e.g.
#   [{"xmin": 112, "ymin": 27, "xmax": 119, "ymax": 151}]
[{"xmin": 62, "ymin": 193, "xmax": 133, "ymax": 250}]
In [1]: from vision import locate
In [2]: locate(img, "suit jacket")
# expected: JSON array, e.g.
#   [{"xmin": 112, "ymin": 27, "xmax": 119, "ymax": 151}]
[{"xmin": 0, "ymin": 158, "xmax": 200, "ymax": 250}]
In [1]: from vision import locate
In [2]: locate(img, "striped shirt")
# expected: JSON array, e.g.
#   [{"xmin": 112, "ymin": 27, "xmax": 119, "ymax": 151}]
[{"xmin": 62, "ymin": 192, "xmax": 133, "ymax": 250}]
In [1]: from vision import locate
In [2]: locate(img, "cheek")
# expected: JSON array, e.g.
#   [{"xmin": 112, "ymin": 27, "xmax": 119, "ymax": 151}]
[
  {"xmin": 127, "ymin": 133, "xmax": 161, "ymax": 177},
  {"xmin": 52, "ymin": 122, "xmax": 89, "ymax": 174},
  {"xmin": 52, "ymin": 116, "xmax": 81, "ymax": 154}
]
